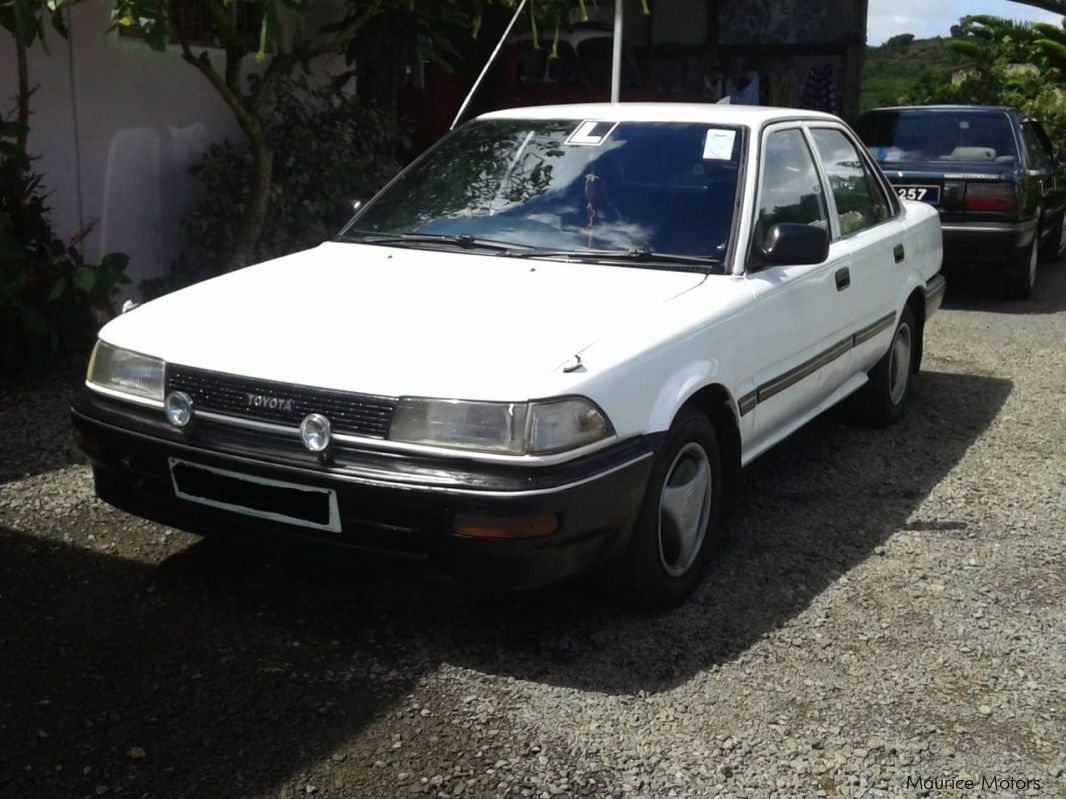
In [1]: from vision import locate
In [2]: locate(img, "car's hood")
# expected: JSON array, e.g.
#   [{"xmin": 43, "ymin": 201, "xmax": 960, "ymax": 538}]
[{"xmin": 101, "ymin": 242, "xmax": 708, "ymax": 400}]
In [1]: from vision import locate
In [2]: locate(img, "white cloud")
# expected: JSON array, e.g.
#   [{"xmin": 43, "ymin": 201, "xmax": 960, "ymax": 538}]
[{"xmin": 867, "ymin": 0, "xmax": 1063, "ymax": 44}]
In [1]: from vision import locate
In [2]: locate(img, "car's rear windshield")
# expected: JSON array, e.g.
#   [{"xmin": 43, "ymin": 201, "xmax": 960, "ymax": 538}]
[
  {"xmin": 856, "ymin": 109, "xmax": 1018, "ymax": 165},
  {"xmin": 352, "ymin": 119, "xmax": 743, "ymax": 262}
]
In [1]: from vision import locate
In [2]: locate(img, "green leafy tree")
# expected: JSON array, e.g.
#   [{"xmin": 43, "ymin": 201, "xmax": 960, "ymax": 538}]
[
  {"xmin": 943, "ymin": 15, "xmax": 1038, "ymax": 62},
  {"xmin": 159, "ymin": 72, "xmax": 403, "ymax": 289},
  {"xmin": 885, "ymin": 33, "xmax": 915, "ymax": 49},
  {"xmin": 1008, "ymin": 1, "xmax": 1066, "ymax": 74},
  {"xmin": 1008, "ymin": 0, "xmax": 1066, "ymax": 12},
  {"xmin": 1, "ymin": 2, "xmax": 130, "ymax": 371},
  {"xmin": 0, "ymin": 117, "xmax": 130, "ymax": 371},
  {"xmin": 905, "ymin": 12, "xmax": 1066, "ymax": 145},
  {"xmin": 109, "ymin": 0, "xmax": 489, "ymax": 273}
]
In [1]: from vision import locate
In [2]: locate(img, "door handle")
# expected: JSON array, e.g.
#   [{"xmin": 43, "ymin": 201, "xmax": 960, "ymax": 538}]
[
  {"xmin": 894, "ymin": 244, "xmax": 905, "ymax": 263},
  {"xmin": 835, "ymin": 267, "xmax": 850, "ymax": 291}
]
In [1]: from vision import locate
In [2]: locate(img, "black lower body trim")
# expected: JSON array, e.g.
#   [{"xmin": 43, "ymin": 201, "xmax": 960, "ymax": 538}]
[
  {"xmin": 925, "ymin": 273, "xmax": 947, "ymax": 317},
  {"xmin": 71, "ymin": 392, "xmax": 657, "ymax": 590},
  {"xmin": 743, "ymin": 308, "xmax": 900, "ymax": 417},
  {"xmin": 757, "ymin": 336, "xmax": 853, "ymax": 403}
]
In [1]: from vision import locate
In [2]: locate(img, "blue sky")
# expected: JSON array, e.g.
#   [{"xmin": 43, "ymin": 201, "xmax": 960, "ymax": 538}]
[{"xmin": 867, "ymin": 0, "xmax": 1063, "ymax": 44}]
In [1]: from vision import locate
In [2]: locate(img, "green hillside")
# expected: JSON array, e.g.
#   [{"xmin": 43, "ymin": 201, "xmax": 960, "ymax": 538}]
[{"xmin": 861, "ymin": 36, "xmax": 959, "ymax": 112}]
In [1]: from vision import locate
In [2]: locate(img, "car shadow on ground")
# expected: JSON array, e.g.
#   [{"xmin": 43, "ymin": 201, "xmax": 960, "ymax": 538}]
[
  {"xmin": 941, "ymin": 257, "xmax": 1066, "ymax": 314},
  {"xmin": 0, "ymin": 369, "xmax": 1010, "ymax": 798}
]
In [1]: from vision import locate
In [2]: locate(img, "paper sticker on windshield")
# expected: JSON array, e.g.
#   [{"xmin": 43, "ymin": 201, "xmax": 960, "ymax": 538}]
[
  {"xmin": 566, "ymin": 120, "xmax": 619, "ymax": 146},
  {"xmin": 703, "ymin": 129, "xmax": 736, "ymax": 160}
]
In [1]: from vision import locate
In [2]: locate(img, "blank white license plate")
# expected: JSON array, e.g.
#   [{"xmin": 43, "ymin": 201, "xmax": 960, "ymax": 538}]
[
  {"xmin": 169, "ymin": 458, "xmax": 341, "ymax": 532},
  {"xmin": 896, "ymin": 185, "xmax": 940, "ymax": 204}
]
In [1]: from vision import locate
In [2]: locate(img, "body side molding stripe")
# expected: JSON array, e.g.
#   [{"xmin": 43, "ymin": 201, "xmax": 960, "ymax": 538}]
[
  {"xmin": 748, "ymin": 309, "xmax": 901, "ymax": 413},
  {"xmin": 757, "ymin": 336, "xmax": 853, "ymax": 404},
  {"xmin": 853, "ymin": 312, "xmax": 897, "ymax": 347},
  {"xmin": 738, "ymin": 391, "xmax": 758, "ymax": 417}
]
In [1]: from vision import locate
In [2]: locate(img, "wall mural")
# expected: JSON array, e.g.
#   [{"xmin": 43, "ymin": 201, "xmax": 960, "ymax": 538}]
[{"xmin": 718, "ymin": 0, "xmax": 858, "ymax": 45}]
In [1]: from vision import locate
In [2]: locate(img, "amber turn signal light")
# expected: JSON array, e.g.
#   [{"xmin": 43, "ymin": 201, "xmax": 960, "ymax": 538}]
[{"xmin": 452, "ymin": 512, "xmax": 559, "ymax": 540}]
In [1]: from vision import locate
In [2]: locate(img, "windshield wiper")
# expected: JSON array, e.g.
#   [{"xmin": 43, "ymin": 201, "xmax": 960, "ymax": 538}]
[
  {"xmin": 511, "ymin": 247, "xmax": 721, "ymax": 269},
  {"xmin": 339, "ymin": 230, "xmax": 533, "ymax": 253}
]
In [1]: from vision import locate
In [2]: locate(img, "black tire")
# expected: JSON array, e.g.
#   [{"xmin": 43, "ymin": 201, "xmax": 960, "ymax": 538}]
[
  {"xmin": 859, "ymin": 306, "xmax": 917, "ymax": 427},
  {"xmin": 608, "ymin": 406, "xmax": 722, "ymax": 610},
  {"xmin": 1003, "ymin": 237, "xmax": 1037, "ymax": 300},
  {"xmin": 1039, "ymin": 213, "xmax": 1066, "ymax": 263}
]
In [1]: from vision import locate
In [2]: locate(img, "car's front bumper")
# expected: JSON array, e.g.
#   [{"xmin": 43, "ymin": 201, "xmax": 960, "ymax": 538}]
[{"xmin": 71, "ymin": 389, "xmax": 657, "ymax": 589}]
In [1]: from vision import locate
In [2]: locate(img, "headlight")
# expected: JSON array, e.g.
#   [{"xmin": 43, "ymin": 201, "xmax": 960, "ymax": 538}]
[
  {"xmin": 527, "ymin": 398, "xmax": 612, "ymax": 453},
  {"xmin": 388, "ymin": 396, "xmax": 612, "ymax": 455},
  {"xmin": 87, "ymin": 341, "xmax": 165, "ymax": 402}
]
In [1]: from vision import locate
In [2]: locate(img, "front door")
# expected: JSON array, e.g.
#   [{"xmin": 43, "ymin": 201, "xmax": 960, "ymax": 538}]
[{"xmin": 743, "ymin": 125, "xmax": 855, "ymax": 458}]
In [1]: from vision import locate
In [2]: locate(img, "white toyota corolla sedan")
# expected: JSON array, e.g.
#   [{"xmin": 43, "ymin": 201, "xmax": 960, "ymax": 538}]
[{"xmin": 72, "ymin": 103, "xmax": 945, "ymax": 608}]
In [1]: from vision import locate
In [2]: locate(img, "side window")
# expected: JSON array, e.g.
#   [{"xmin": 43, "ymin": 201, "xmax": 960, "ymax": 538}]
[
  {"xmin": 755, "ymin": 129, "xmax": 829, "ymax": 251},
  {"xmin": 1022, "ymin": 123, "xmax": 1051, "ymax": 170},
  {"xmin": 811, "ymin": 128, "xmax": 891, "ymax": 236}
]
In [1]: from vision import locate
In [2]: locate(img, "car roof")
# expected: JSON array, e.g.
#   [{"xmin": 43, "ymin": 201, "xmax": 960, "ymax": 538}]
[
  {"xmin": 476, "ymin": 103, "xmax": 841, "ymax": 126},
  {"xmin": 863, "ymin": 105, "xmax": 1013, "ymax": 114}
]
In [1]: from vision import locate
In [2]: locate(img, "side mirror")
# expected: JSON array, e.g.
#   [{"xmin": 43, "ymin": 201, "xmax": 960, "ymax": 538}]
[{"xmin": 758, "ymin": 223, "xmax": 830, "ymax": 267}]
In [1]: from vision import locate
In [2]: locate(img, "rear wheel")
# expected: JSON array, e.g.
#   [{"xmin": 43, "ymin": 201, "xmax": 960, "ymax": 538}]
[
  {"xmin": 1003, "ymin": 237, "xmax": 1038, "ymax": 300},
  {"xmin": 608, "ymin": 406, "xmax": 722, "ymax": 610},
  {"xmin": 859, "ymin": 306, "xmax": 916, "ymax": 427}
]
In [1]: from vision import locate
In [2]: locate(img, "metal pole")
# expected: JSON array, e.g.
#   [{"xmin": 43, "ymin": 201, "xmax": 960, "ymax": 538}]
[
  {"xmin": 451, "ymin": 0, "xmax": 530, "ymax": 130},
  {"xmin": 611, "ymin": 0, "xmax": 624, "ymax": 103}
]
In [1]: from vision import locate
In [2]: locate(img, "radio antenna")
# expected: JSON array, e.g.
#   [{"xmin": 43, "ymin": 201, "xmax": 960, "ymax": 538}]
[
  {"xmin": 451, "ymin": 0, "xmax": 530, "ymax": 130},
  {"xmin": 610, "ymin": 0, "xmax": 623, "ymax": 103}
]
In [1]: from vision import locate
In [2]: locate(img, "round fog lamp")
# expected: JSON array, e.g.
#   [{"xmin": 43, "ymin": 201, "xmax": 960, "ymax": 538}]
[
  {"xmin": 300, "ymin": 413, "xmax": 331, "ymax": 452},
  {"xmin": 164, "ymin": 391, "xmax": 193, "ymax": 427}
]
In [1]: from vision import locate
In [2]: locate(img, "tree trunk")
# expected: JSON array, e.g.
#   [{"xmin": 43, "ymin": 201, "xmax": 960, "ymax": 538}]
[
  {"xmin": 228, "ymin": 135, "xmax": 274, "ymax": 271},
  {"xmin": 13, "ymin": 4, "xmax": 30, "ymax": 153}
]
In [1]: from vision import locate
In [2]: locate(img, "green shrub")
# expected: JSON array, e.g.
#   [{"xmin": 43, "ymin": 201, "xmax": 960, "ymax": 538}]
[
  {"xmin": 0, "ymin": 118, "xmax": 129, "ymax": 374},
  {"xmin": 167, "ymin": 75, "xmax": 404, "ymax": 289}
]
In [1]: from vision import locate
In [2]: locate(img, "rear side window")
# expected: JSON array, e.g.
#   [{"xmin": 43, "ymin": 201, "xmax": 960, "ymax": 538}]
[
  {"xmin": 1022, "ymin": 123, "xmax": 1052, "ymax": 170},
  {"xmin": 857, "ymin": 110, "xmax": 1019, "ymax": 165},
  {"xmin": 811, "ymin": 128, "xmax": 890, "ymax": 237}
]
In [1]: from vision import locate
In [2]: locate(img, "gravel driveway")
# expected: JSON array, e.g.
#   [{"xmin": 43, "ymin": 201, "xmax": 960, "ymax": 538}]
[{"xmin": 1, "ymin": 266, "xmax": 1064, "ymax": 799}]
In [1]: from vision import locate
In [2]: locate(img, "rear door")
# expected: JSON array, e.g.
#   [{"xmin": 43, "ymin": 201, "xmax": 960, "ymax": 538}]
[
  {"xmin": 808, "ymin": 125, "xmax": 908, "ymax": 375},
  {"xmin": 1022, "ymin": 120, "xmax": 1066, "ymax": 241}
]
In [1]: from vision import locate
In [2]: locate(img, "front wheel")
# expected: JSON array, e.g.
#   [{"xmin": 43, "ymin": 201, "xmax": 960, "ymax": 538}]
[
  {"xmin": 608, "ymin": 406, "xmax": 722, "ymax": 610},
  {"xmin": 859, "ymin": 306, "xmax": 916, "ymax": 427}
]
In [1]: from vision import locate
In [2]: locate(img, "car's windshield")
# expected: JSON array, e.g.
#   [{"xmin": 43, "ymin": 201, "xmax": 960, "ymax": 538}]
[
  {"xmin": 350, "ymin": 119, "xmax": 743, "ymax": 265},
  {"xmin": 857, "ymin": 110, "xmax": 1018, "ymax": 165}
]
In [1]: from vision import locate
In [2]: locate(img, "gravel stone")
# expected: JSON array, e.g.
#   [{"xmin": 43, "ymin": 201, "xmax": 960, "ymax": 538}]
[{"xmin": 2, "ymin": 270, "xmax": 1066, "ymax": 798}]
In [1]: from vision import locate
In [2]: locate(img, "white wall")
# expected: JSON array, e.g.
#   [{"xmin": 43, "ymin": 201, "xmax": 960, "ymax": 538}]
[{"xmin": 0, "ymin": 2, "xmax": 254, "ymax": 288}]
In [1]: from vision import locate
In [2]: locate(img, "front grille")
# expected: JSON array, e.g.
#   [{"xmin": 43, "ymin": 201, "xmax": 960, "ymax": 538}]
[{"xmin": 166, "ymin": 365, "xmax": 397, "ymax": 438}]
